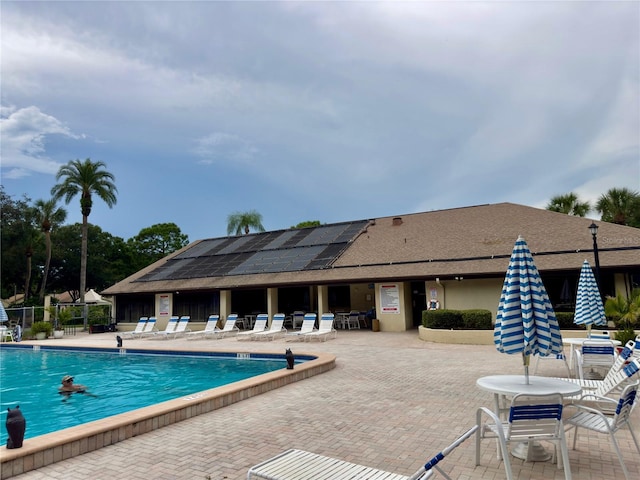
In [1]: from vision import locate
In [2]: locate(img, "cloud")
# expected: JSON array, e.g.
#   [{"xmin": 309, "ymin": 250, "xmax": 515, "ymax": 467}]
[
  {"xmin": 0, "ymin": 105, "xmax": 82, "ymax": 178},
  {"xmin": 192, "ymin": 132, "xmax": 258, "ymax": 166}
]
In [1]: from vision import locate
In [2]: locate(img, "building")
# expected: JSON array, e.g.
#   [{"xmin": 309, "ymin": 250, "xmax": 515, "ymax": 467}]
[{"xmin": 102, "ymin": 203, "xmax": 640, "ymax": 331}]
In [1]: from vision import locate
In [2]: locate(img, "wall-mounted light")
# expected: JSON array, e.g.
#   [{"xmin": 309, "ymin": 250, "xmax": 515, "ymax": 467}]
[{"xmin": 454, "ymin": 276, "xmax": 463, "ymax": 282}]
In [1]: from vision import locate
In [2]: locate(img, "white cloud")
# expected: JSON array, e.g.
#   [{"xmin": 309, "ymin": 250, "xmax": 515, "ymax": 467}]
[{"xmin": 0, "ymin": 106, "xmax": 81, "ymax": 177}]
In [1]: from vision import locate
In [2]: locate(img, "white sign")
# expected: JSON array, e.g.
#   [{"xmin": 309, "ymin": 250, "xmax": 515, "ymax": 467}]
[
  {"xmin": 379, "ymin": 284, "xmax": 400, "ymax": 314},
  {"xmin": 159, "ymin": 295, "xmax": 170, "ymax": 315}
]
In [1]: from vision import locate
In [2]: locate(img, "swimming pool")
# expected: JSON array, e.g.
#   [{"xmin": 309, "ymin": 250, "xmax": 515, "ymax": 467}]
[{"xmin": 0, "ymin": 347, "xmax": 288, "ymax": 443}]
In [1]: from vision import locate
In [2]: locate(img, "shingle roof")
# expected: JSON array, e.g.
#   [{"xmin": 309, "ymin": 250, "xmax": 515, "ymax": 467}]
[{"xmin": 102, "ymin": 202, "xmax": 640, "ymax": 295}]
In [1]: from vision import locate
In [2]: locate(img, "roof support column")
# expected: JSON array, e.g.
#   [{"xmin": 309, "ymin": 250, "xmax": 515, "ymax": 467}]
[
  {"xmin": 219, "ymin": 290, "xmax": 232, "ymax": 322},
  {"xmin": 317, "ymin": 285, "xmax": 329, "ymax": 317},
  {"xmin": 267, "ymin": 288, "xmax": 278, "ymax": 323}
]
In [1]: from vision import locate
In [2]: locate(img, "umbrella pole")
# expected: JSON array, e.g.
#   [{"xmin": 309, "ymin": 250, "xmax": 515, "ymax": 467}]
[
  {"xmin": 523, "ymin": 352, "xmax": 530, "ymax": 384},
  {"xmin": 586, "ymin": 324, "xmax": 592, "ymax": 339}
]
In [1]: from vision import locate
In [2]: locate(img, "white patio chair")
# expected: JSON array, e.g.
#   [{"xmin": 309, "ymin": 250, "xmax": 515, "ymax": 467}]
[
  {"xmin": 122, "ymin": 317, "xmax": 148, "ymax": 338},
  {"xmin": 137, "ymin": 316, "xmax": 159, "ymax": 337},
  {"xmin": 237, "ymin": 314, "xmax": 268, "ymax": 340},
  {"xmin": 145, "ymin": 316, "xmax": 178, "ymax": 339},
  {"xmin": 210, "ymin": 314, "xmax": 240, "ymax": 339},
  {"xmin": 285, "ymin": 313, "xmax": 316, "ymax": 341},
  {"xmin": 533, "ymin": 348, "xmax": 572, "ymax": 377},
  {"xmin": 344, "ymin": 310, "xmax": 361, "ymax": 329},
  {"xmin": 565, "ymin": 381, "xmax": 640, "ymax": 480},
  {"xmin": 251, "ymin": 314, "xmax": 287, "ymax": 341},
  {"xmin": 575, "ymin": 340, "xmax": 616, "ymax": 381},
  {"xmin": 476, "ymin": 392, "xmax": 572, "ymax": 480},
  {"xmin": 303, "ymin": 313, "xmax": 337, "ymax": 342},
  {"xmin": 247, "ymin": 425, "xmax": 478, "ymax": 479},
  {"xmin": 0, "ymin": 325, "xmax": 14, "ymax": 342},
  {"xmin": 185, "ymin": 315, "xmax": 219, "ymax": 340}
]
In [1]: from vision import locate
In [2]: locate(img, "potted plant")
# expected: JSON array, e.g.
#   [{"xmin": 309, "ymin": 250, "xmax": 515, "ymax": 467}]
[{"xmin": 30, "ymin": 321, "xmax": 53, "ymax": 340}]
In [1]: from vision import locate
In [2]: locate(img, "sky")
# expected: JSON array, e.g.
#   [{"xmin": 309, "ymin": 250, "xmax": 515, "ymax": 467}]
[{"xmin": 1, "ymin": 1, "xmax": 639, "ymax": 243}]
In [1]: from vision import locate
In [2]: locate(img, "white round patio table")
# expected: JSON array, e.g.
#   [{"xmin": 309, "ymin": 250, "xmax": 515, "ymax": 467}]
[
  {"xmin": 476, "ymin": 375, "xmax": 582, "ymax": 462},
  {"xmin": 562, "ymin": 338, "xmax": 621, "ymax": 371}
]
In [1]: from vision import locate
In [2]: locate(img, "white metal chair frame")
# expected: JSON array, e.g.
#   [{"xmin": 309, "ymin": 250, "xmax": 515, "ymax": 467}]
[
  {"xmin": 185, "ymin": 315, "xmax": 220, "ymax": 340},
  {"xmin": 565, "ymin": 381, "xmax": 640, "ymax": 480},
  {"xmin": 122, "ymin": 317, "xmax": 148, "ymax": 337},
  {"xmin": 575, "ymin": 340, "xmax": 616, "ymax": 381},
  {"xmin": 476, "ymin": 393, "xmax": 572, "ymax": 480},
  {"xmin": 247, "ymin": 426, "xmax": 478, "ymax": 480}
]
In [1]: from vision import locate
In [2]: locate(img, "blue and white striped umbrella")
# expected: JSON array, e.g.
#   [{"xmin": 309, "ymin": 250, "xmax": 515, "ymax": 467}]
[
  {"xmin": 573, "ymin": 260, "xmax": 606, "ymax": 330},
  {"xmin": 0, "ymin": 302, "xmax": 8, "ymax": 323},
  {"xmin": 494, "ymin": 236, "xmax": 563, "ymax": 383}
]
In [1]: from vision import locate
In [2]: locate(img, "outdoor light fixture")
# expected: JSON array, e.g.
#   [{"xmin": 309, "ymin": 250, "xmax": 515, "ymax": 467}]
[{"xmin": 588, "ymin": 222, "xmax": 601, "ymax": 292}]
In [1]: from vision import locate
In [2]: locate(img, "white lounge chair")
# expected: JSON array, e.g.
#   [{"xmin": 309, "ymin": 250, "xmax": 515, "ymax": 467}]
[
  {"xmin": 210, "ymin": 314, "xmax": 240, "ymax": 339},
  {"xmin": 285, "ymin": 313, "xmax": 317, "ymax": 341},
  {"xmin": 575, "ymin": 340, "xmax": 617, "ymax": 380},
  {"xmin": 247, "ymin": 426, "xmax": 477, "ymax": 480},
  {"xmin": 476, "ymin": 393, "xmax": 571, "ymax": 480},
  {"xmin": 168, "ymin": 315, "xmax": 191, "ymax": 338},
  {"xmin": 252, "ymin": 314, "xmax": 287, "ymax": 341},
  {"xmin": 237, "ymin": 314, "xmax": 268, "ymax": 340},
  {"xmin": 145, "ymin": 316, "xmax": 178, "ymax": 339},
  {"xmin": 185, "ymin": 315, "xmax": 220, "ymax": 340},
  {"xmin": 137, "ymin": 316, "xmax": 159, "ymax": 337},
  {"xmin": 303, "ymin": 313, "xmax": 336, "ymax": 342},
  {"xmin": 122, "ymin": 317, "xmax": 148, "ymax": 338},
  {"xmin": 565, "ymin": 381, "xmax": 640, "ymax": 480}
]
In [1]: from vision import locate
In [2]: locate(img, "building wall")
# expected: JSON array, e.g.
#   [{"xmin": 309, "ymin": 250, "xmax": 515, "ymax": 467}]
[{"xmin": 426, "ymin": 278, "xmax": 503, "ymax": 319}]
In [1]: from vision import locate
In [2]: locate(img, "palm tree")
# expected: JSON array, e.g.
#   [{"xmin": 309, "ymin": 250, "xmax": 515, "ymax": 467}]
[
  {"xmin": 51, "ymin": 159, "xmax": 117, "ymax": 304},
  {"xmin": 595, "ymin": 187, "xmax": 640, "ymax": 226},
  {"xmin": 545, "ymin": 193, "xmax": 591, "ymax": 216},
  {"xmin": 34, "ymin": 198, "xmax": 67, "ymax": 302},
  {"xmin": 604, "ymin": 289, "xmax": 640, "ymax": 344},
  {"xmin": 226, "ymin": 210, "xmax": 265, "ymax": 235}
]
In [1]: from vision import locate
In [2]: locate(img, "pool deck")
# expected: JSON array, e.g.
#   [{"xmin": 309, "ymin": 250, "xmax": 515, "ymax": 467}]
[{"xmin": 2, "ymin": 329, "xmax": 639, "ymax": 479}]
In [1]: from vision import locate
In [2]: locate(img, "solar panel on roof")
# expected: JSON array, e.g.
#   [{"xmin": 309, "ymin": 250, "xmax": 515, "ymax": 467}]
[{"xmin": 133, "ymin": 220, "xmax": 368, "ymax": 282}]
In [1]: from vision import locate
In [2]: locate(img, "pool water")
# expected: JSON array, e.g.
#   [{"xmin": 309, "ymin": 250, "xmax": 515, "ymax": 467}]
[{"xmin": 0, "ymin": 348, "xmax": 287, "ymax": 443}]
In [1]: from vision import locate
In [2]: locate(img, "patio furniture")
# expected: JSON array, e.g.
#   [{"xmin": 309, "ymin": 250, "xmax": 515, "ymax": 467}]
[
  {"xmin": 565, "ymin": 381, "xmax": 639, "ymax": 480},
  {"xmin": 185, "ymin": 315, "xmax": 219, "ymax": 340},
  {"xmin": 285, "ymin": 313, "xmax": 316, "ymax": 341},
  {"xmin": 575, "ymin": 340, "xmax": 617, "ymax": 381},
  {"xmin": 122, "ymin": 317, "xmax": 148, "ymax": 338},
  {"xmin": 247, "ymin": 425, "xmax": 478, "ymax": 479},
  {"xmin": 251, "ymin": 314, "xmax": 287, "ymax": 341},
  {"xmin": 476, "ymin": 393, "xmax": 572, "ymax": 480},
  {"xmin": 237, "ymin": 314, "xmax": 268, "ymax": 340},
  {"xmin": 303, "ymin": 313, "xmax": 337, "ymax": 342}
]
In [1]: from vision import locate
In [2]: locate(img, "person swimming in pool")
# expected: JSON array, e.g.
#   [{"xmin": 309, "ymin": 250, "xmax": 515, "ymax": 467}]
[{"xmin": 59, "ymin": 375, "xmax": 96, "ymax": 398}]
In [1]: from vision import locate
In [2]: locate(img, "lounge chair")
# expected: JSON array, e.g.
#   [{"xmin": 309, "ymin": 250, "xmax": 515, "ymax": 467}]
[
  {"xmin": 185, "ymin": 315, "xmax": 220, "ymax": 340},
  {"xmin": 565, "ymin": 381, "xmax": 640, "ymax": 480},
  {"xmin": 237, "ymin": 314, "xmax": 268, "ymax": 340},
  {"xmin": 122, "ymin": 317, "xmax": 148, "ymax": 338},
  {"xmin": 145, "ymin": 316, "xmax": 178, "ymax": 339},
  {"xmin": 252, "ymin": 314, "xmax": 287, "ymax": 341},
  {"xmin": 575, "ymin": 340, "xmax": 617, "ymax": 380},
  {"xmin": 247, "ymin": 425, "xmax": 477, "ymax": 480},
  {"xmin": 285, "ymin": 313, "xmax": 317, "ymax": 341},
  {"xmin": 303, "ymin": 313, "xmax": 336, "ymax": 342},
  {"xmin": 210, "ymin": 314, "xmax": 240, "ymax": 339},
  {"xmin": 168, "ymin": 315, "xmax": 191, "ymax": 338},
  {"xmin": 137, "ymin": 316, "xmax": 159, "ymax": 337}
]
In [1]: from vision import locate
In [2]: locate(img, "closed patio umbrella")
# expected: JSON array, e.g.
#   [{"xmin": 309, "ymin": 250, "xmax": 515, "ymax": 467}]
[
  {"xmin": 573, "ymin": 260, "xmax": 607, "ymax": 337},
  {"xmin": 0, "ymin": 303, "xmax": 8, "ymax": 323},
  {"xmin": 494, "ymin": 236, "xmax": 563, "ymax": 384}
]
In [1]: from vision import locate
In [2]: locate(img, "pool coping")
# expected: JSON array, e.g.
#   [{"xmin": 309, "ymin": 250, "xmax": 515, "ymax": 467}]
[{"xmin": 0, "ymin": 344, "xmax": 336, "ymax": 479}]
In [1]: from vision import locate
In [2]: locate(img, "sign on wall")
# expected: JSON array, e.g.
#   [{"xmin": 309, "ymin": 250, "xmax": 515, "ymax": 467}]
[
  {"xmin": 159, "ymin": 295, "xmax": 170, "ymax": 315},
  {"xmin": 379, "ymin": 284, "xmax": 400, "ymax": 314}
]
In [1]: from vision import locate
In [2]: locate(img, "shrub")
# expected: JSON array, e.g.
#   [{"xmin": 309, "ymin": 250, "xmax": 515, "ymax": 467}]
[
  {"xmin": 30, "ymin": 321, "xmax": 53, "ymax": 337},
  {"xmin": 423, "ymin": 309, "xmax": 492, "ymax": 330},
  {"xmin": 554, "ymin": 312, "xmax": 575, "ymax": 329}
]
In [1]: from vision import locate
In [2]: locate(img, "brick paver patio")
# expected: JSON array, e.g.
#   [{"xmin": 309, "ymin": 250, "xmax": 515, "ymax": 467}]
[{"xmin": 5, "ymin": 330, "xmax": 638, "ymax": 479}]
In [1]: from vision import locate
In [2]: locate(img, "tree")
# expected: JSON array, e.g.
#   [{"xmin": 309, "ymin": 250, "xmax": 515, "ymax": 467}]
[
  {"xmin": 226, "ymin": 210, "xmax": 265, "ymax": 235},
  {"xmin": 595, "ymin": 188, "xmax": 640, "ymax": 227},
  {"xmin": 51, "ymin": 158, "xmax": 117, "ymax": 304},
  {"xmin": 545, "ymin": 193, "xmax": 591, "ymax": 216},
  {"xmin": 291, "ymin": 220, "xmax": 321, "ymax": 229},
  {"xmin": 605, "ymin": 288, "xmax": 640, "ymax": 344},
  {"xmin": 128, "ymin": 223, "xmax": 189, "ymax": 269},
  {"xmin": 33, "ymin": 198, "xmax": 67, "ymax": 302}
]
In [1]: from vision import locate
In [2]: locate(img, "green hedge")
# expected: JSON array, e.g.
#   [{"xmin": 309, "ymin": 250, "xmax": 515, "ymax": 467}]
[
  {"xmin": 423, "ymin": 309, "xmax": 492, "ymax": 330},
  {"xmin": 554, "ymin": 312, "xmax": 574, "ymax": 329}
]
